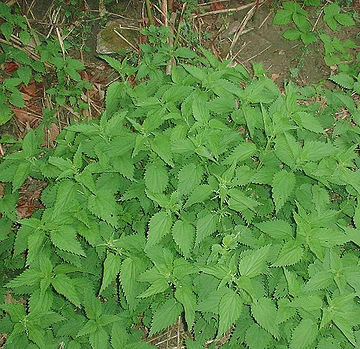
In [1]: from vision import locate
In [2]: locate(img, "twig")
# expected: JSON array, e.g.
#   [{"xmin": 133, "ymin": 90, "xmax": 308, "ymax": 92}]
[
  {"xmin": 199, "ymin": 0, "xmax": 230, "ymax": 6},
  {"xmin": 226, "ymin": 1, "xmax": 265, "ymax": 58},
  {"xmin": 312, "ymin": 7, "xmax": 324, "ymax": 31},
  {"xmin": 177, "ymin": 316, "xmax": 181, "ymax": 349},
  {"xmin": 259, "ymin": 12, "xmax": 272, "ymax": 29},
  {"xmin": 55, "ymin": 27, "xmax": 66, "ymax": 58},
  {"xmin": 241, "ymin": 44, "xmax": 271, "ymax": 63},
  {"xmin": 161, "ymin": 0, "xmax": 168, "ymax": 26},
  {"xmin": 113, "ymin": 29, "xmax": 139, "ymax": 52},
  {"xmin": 193, "ymin": 2, "xmax": 256, "ymax": 18}
]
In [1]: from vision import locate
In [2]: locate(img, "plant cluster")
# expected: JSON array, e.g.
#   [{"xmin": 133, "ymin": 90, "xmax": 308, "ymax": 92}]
[
  {"xmin": 0, "ymin": 25, "xmax": 360, "ymax": 348},
  {"xmin": 273, "ymin": 1, "xmax": 356, "ymax": 60},
  {"xmin": 0, "ymin": 3, "xmax": 92, "ymax": 126}
]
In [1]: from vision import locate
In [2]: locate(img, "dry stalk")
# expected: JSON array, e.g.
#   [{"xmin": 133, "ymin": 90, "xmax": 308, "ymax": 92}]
[{"xmin": 193, "ymin": 2, "xmax": 256, "ymax": 18}]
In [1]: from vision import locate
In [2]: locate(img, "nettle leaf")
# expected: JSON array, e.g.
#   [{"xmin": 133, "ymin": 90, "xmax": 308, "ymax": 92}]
[
  {"xmin": 51, "ymin": 274, "xmax": 81, "ymax": 307},
  {"xmin": 255, "ymin": 220, "xmax": 293, "ymax": 240},
  {"xmin": 272, "ymin": 170, "xmax": 296, "ymax": 212},
  {"xmin": 239, "ymin": 245, "xmax": 271, "ymax": 278},
  {"xmin": 290, "ymin": 319, "xmax": 318, "ymax": 349},
  {"xmin": 145, "ymin": 160, "xmax": 168, "ymax": 193},
  {"xmin": 217, "ymin": 289, "xmax": 243, "ymax": 338},
  {"xmin": 329, "ymin": 72, "xmax": 354, "ymax": 89},
  {"xmin": 195, "ymin": 212, "xmax": 217, "ymax": 245},
  {"xmin": 251, "ymin": 298, "xmax": 279, "ymax": 338},
  {"xmin": 184, "ymin": 184, "xmax": 213, "ymax": 208},
  {"xmin": 177, "ymin": 163, "xmax": 203, "ymax": 195},
  {"xmin": 150, "ymin": 298, "xmax": 182, "ymax": 336},
  {"xmin": 50, "ymin": 226, "xmax": 85, "ymax": 256},
  {"xmin": 146, "ymin": 211, "xmax": 173, "ymax": 247},
  {"xmin": 88, "ymin": 191, "xmax": 118, "ymax": 227},
  {"xmin": 100, "ymin": 252, "xmax": 122, "ymax": 294},
  {"xmin": 120, "ymin": 257, "xmax": 140, "ymax": 311},
  {"xmin": 175, "ymin": 285, "xmax": 196, "ymax": 330},
  {"xmin": 172, "ymin": 220, "xmax": 194, "ymax": 258},
  {"xmin": 272, "ymin": 240, "xmax": 303, "ymax": 267}
]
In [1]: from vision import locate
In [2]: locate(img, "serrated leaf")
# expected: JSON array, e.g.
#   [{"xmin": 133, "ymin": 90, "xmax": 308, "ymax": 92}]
[
  {"xmin": 172, "ymin": 220, "xmax": 194, "ymax": 258},
  {"xmin": 195, "ymin": 213, "xmax": 217, "ymax": 245},
  {"xmin": 272, "ymin": 170, "xmax": 296, "ymax": 212},
  {"xmin": 329, "ymin": 72, "xmax": 354, "ymax": 89},
  {"xmin": 149, "ymin": 298, "xmax": 182, "ymax": 336},
  {"xmin": 52, "ymin": 274, "xmax": 81, "ymax": 307},
  {"xmin": 88, "ymin": 191, "xmax": 118, "ymax": 227},
  {"xmin": 223, "ymin": 142, "xmax": 257, "ymax": 165},
  {"xmin": 120, "ymin": 257, "xmax": 139, "ymax": 310},
  {"xmin": 178, "ymin": 163, "xmax": 203, "ymax": 195},
  {"xmin": 89, "ymin": 328, "xmax": 109, "ymax": 349},
  {"xmin": 272, "ymin": 240, "xmax": 303, "ymax": 267},
  {"xmin": 290, "ymin": 319, "xmax": 318, "ymax": 349},
  {"xmin": 255, "ymin": 220, "xmax": 293, "ymax": 240},
  {"xmin": 144, "ymin": 160, "xmax": 168, "ymax": 193},
  {"xmin": 228, "ymin": 188, "xmax": 261, "ymax": 213},
  {"xmin": 6, "ymin": 269, "xmax": 41, "ymax": 288},
  {"xmin": 184, "ymin": 184, "xmax": 213, "ymax": 208},
  {"xmin": 296, "ymin": 112, "xmax": 323, "ymax": 133},
  {"xmin": 50, "ymin": 226, "xmax": 85, "ymax": 256},
  {"xmin": 175, "ymin": 286, "xmax": 196, "ymax": 329},
  {"xmin": 100, "ymin": 252, "xmax": 121, "ymax": 294},
  {"xmin": 251, "ymin": 298, "xmax": 279, "ymax": 338},
  {"xmin": 151, "ymin": 134, "xmax": 174, "ymax": 167},
  {"xmin": 239, "ymin": 245, "xmax": 271, "ymax": 278},
  {"xmin": 303, "ymin": 271, "xmax": 333, "ymax": 292},
  {"xmin": 217, "ymin": 289, "xmax": 243, "ymax": 338},
  {"xmin": 147, "ymin": 211, "xmax": 172, "ymax": 247}
]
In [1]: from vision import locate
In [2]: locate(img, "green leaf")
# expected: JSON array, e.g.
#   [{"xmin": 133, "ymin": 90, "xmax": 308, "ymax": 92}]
[
  {"xmin": 9, "ymin": 91, "xmax": 25, "ymax": 108},
  {"xmin": 283, "ymin": 28, "xmax": 301, "ymax": 41},
  {"xmin": 175, "ymin": 286, "xmax": 196, "ymax": 329},
  {"xmin": 50, "ymin": 226, "xmax": 85, "ymax": 256},
  {"xmin": 51, "ymin": 274, "xmax": 81, "ymax": 307},
  {"xmin": 239, "ymin": 245, "xmax": 271, "ymax": 278},
  {"xmin": 273, "ymin": 9, "xmax": 293, "ymax": 25},
  {"xmin": 329, "ymin": 72, "xmax": 354, "ymax": 89},
  {"xmin": 178, "ymin": 163, "xmax": 203, "ymax": 195},
  {"xmin": 172, "ymin": 220, "xmax": 194, "ymax": 258},
  {"xmin": 17, "ymin": 65, "xmax": 32, "ymax": 85},
  {"xmin": 184, "ymin": 184, "xmax": 213, "ymax": 208},
  {"xmin": 88, "ymin": 191, "xmax": 118, "ymax": 227},
  {"xmin": 334, "ymin": 13, "xmax": 355, "ymax": 26},
  {"xmin": 272, "ymin": 170, "xmax": 296, "ymax": 212},
  {"xmin": 296, "ymin": 112, "xmax": 323, "ymax": 133},
  {"xmin": 120, "ymin": 257, "xmax": 139, "ymax": 310},
  {"xmin": 217, "ymin": 289, "xmax": 243, "ymax": 338},
  {"xmin": 272, "ymin": 240, "xmax": 303, "ymax": 267},
  {"xmin": 145, "ymin": 160, "xmax": 168, "ymax": 193},
  {"xmin": 100, "ymin": 252, "xmax": 121, "ymax": 294},
  {"xmin": 290, "ymin": 319, "xmax": 318, "ymax": 349},
  {"xmin": 105, "ymin": 81, "xmax": 122, "ymax": 116},
  {"xmin": 255, "ymin": 220, "xmax": 293, "ymax": 240},
  {"xmin": 89, "ymin": 328, "xmax": 109, "ymax": 349},
  {"xmin": 228, "ymin": 188, "xmax": 261, "ymax": 213},
  {"xmin": 6, "ymin": 269, "xmax": 41, "ymax": 288},
  {"xmin": 0, "ymin": 22, "xmax": 13, "ymax": 40},
  {"xmin": 146, "ymin": 211, "xmax": 173, "ymax": 247},
  {"xmin": 195, "ymin": 213, "xmax": 217, "ymax": 245},
  {"xmin": 149, "ymin": 298, "xmax": 182, "ymax": 336},
  {"xmin": 251, "ymin": 298, "xmax": 279, "ymax": 338},
  {"xmin": 223, "ymin": 142, "xmax": 257, "ymax": 165}
]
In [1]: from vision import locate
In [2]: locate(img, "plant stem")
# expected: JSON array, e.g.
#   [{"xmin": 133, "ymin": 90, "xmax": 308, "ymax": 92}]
[{"xmin": 145, "ymin": 0, "xmax": 155, "ymax": 26}]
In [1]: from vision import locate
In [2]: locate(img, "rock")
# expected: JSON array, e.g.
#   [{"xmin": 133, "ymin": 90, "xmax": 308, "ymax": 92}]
[{"xmin": 96, "ymin": 19, "xmax": 138, "ymax": 54}]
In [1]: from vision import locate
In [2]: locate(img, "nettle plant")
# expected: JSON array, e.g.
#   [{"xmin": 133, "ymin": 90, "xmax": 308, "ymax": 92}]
[
  {"xmin": 0, "ymin": 3, "xmax": 91, "ymax": 125},
  {"xmin": 273, "ymin": 1, "xmax": 356, "ymax": 52},
  {"xmin": 1, "ymin": 32, "xmax": 360, "ymax": 348}
]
